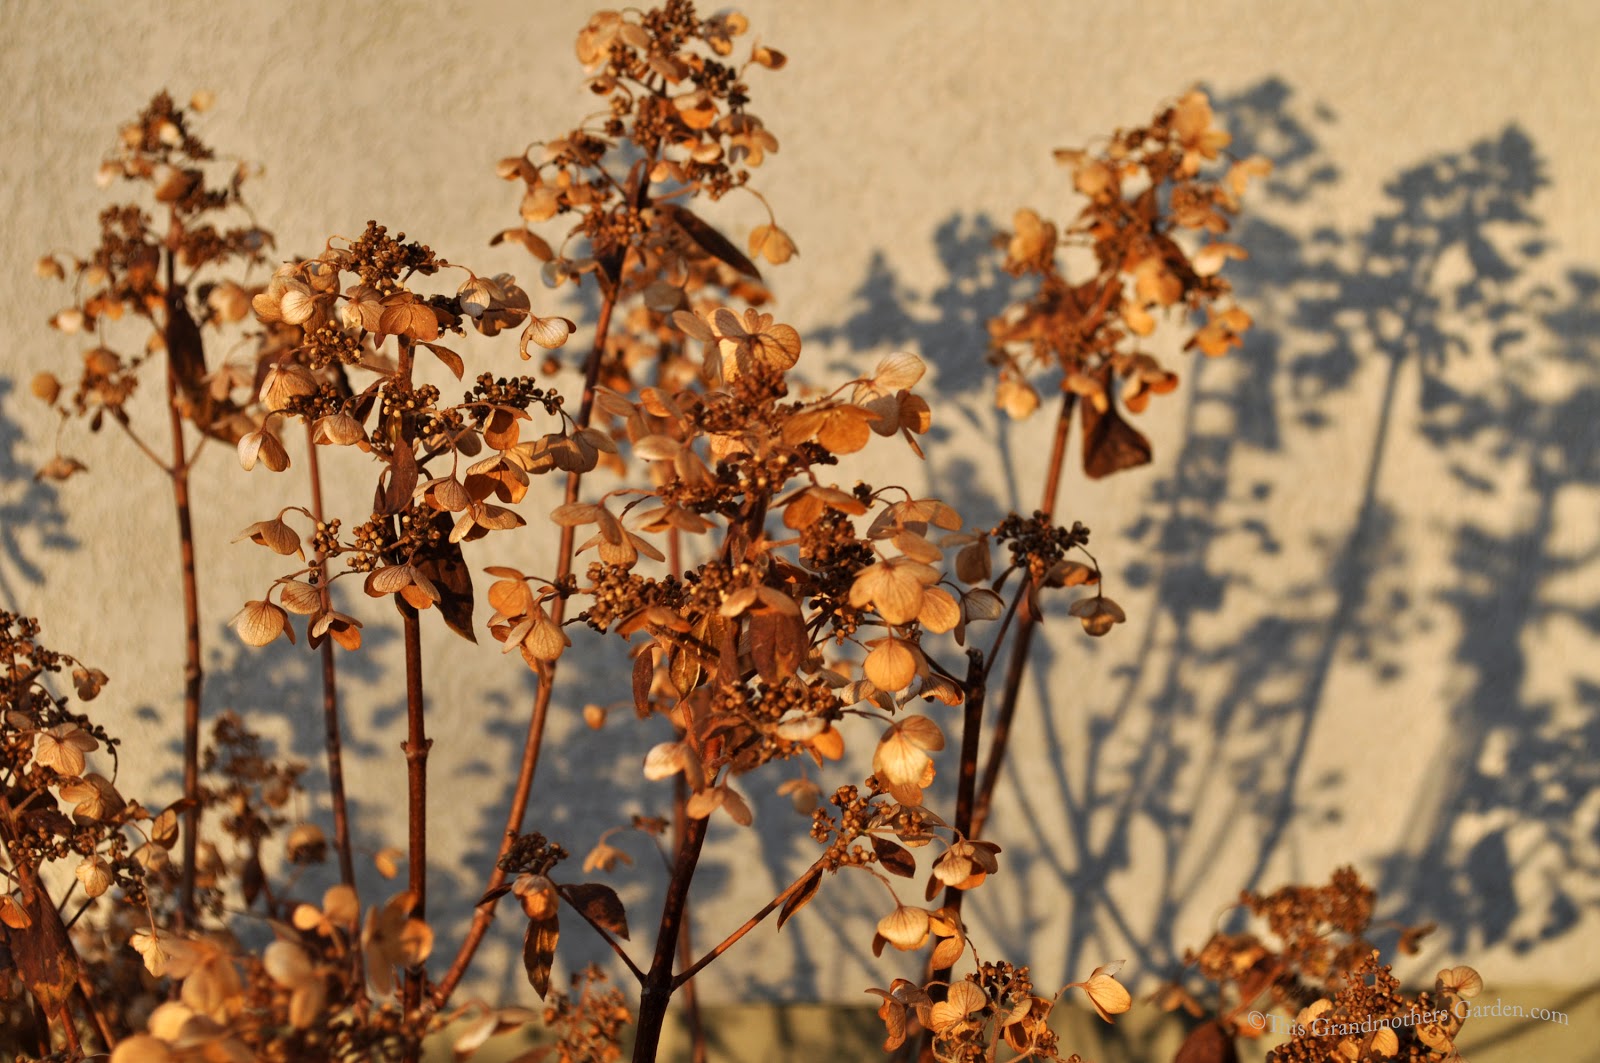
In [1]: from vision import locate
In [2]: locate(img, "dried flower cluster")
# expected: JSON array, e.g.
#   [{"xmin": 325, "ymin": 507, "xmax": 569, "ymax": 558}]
[
  {"xmin": 990, "ymin": 90, "xmax": 1270, "ymax": 478},
  {"xmin": 233, "ymin": 219, "xmax": 582, "ymax": 651},
  {"xmin": 1160, "ymin": 868, "xmax": 1478, "ymax": 1063},
  {"xmin": 494, "ymin": 0, "xmax": 791, "ymax": 398},
  {"xmin": 33, "ymin": 89, "xmax": 274, "ymax": 459}
]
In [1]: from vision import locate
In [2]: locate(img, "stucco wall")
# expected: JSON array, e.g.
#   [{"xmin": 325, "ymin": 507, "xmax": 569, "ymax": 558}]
[{"xmin": 2, "ymin": 0, "xmax": 1598, "ymax": 1034}]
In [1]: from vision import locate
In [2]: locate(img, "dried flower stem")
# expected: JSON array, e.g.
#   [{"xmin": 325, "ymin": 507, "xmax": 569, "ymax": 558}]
[
  {"xmin": 163, "ymin": 237, "xmax": 204, "ymax": 929},
  {"xmin": 75, "ymin": 973, "xmax": 114, "ymax": 1051},
  {"xmin": 673, "ymin": 855, "xmax": 830, "ymax": 988},
  {"xmin": 910, "ymin": 650, "xmax": 988, "ymax": 1063},
  {"xmin": 672, "ymin": 774, "xmax": 708, "ymax": 1063},
  {"xmin": 969, "ymin": 390, "xmax": 1077, "ymax": 840},
  {"xmin": 305, "ymin": 431, "xmax": 357, "ymax": 893},
  {"xmin": 633, "ymin": 813, "xmax": 708, "ymax": 1063},
  {"xmin": 433, "ymin": 292, "xmax": 618, "ymax": 1009},
  {"xmin": 57, "ymin": 1002, "xmax": 82, "ymax": 1054},
  {"xmin": 557, "ymin": 883, "xmax": 645, "ymax": 983},
  {"xmin": 398, "ymin": 597, "xmax": 430, "ymax": 1039},
  {"xmin": 665, "ymin": 509, "xmax": 707, "ymax": 1063}
]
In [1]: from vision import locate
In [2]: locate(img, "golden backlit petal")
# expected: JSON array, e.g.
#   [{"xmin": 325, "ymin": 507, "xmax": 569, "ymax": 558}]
[
  {"xmin": 917, "ymin": 587, "xmax": 961, "ymax": 634},
  {"xmin": 75, "ymin": 855, "xmax": 112, "ymax": 898},
  {"xmin": 1078, "ymin": 961, "xmax": 1132, "ymax": 1022},
  {"xmin": 277, "ymin": 581, "xmax": 323, "ymax": 616},
  {"xmin": 130, "ymin": 927, "xmax": 170, "ymax": 976},
  {"xmin": 313, "ymin": 411, "xmax": 366, "ymax": 446},
  {"xmin": 876, "ymin": 905, "xmax": 931, "ymax": 951},
  {"xmin": 229, "ymin": 600, "xmax": 291, "ymax": 647},
  {"xmin": 264, "ymin": 941, "xmax": 315, "ymax": 989},
  {"xmin": 1437, "ymin": 965, "xmax": 1482, "ymax": 998},
  {"xmin": 685, "ymin": 786, "xmax": 724, "ymax": 819},
  {"xmin": 644, "ymin": 741, "xmax": 688, "ymax": 781},
  {"xmin": 110, "ymin": 1035, "xmax": 173, "ymax": 1063},
  {"xmin": 520, "ymin": 315, "xmax": 576, "ymax": 357},
  {"xmin": 748, "ymin": 223, "xmax": 797, "ymax": 265},
  {"xmin": 1192, "ymin": 241, "xmax": 1247, "ymax": 277},
  {"xmin": 864, "ymin": 639, "xmax": 917, "ymax": 691}
]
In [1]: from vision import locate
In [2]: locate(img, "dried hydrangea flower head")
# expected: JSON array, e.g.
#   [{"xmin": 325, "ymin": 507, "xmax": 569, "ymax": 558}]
[
  {"xmin": 35, "ymin": 90, "xmax": 276, "ymax": 465},
  {"xmin": 990, "ymin": 89, "xmax": 1271, "ymax": 478}
]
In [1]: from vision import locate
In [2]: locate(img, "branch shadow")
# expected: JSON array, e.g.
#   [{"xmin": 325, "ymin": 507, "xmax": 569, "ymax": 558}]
[{"xmin": 0, "ymin": 378, "xmax": 77, "ymax": 609}]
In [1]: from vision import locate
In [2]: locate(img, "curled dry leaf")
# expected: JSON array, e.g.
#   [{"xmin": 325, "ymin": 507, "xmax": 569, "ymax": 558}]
[
  {"xmin": 1436, "ymin": 965, "xmax": 1482, "ymax": 998},
  {"xmin": 519, "ymin": 314, "xmax": 576, "ymax": 357},
  {"xmin": 875, "ymin": 904, "xmax": 932, "ymax": 952},
  {"xmin": 229, "ymin": 599, "xmax": 293, "ymax": 646},
  {"xmin": 233, "ymin": 517, "xmax": 303, "ymax": 558},
  {"xmin": 1069, "ymin": 960, "xmax": 1132, "ymax": 1023},
  {"xmin": 1069, "ymin": 595, "xmax": 1126, "ymax": 637},
  {"xmin": 0, "ymin": 894, "xmax": 31, "ymax": 929},
  {"xmin": 75, "ymin": 855, "xmax": 113, "ymax": 898}
]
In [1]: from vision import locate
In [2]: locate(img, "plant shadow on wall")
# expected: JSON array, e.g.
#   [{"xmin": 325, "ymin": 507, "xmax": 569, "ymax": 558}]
[
  {"xmin": 0, "ymin": 377, "xmax": 77, "ymax": 609},
  {"xmin": 811, "ymin": 73, "xmax": 1600, "ymax": 1047}
]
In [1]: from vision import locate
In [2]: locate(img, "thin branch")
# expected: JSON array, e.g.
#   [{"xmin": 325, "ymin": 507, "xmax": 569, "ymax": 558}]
[
  {"xmin": 969, "ymin": 391, "xmax": 1076, "ymax": 840},
  {"xmin": 673, "ymin": 855, "xmax": 829, "ymax": 989},
  {"xmin": 305, "ymin": 430, "xmax": 358, "ymax": 895},
  {"xmin": 110, "ymin": 411, "xmax": 172, "ymax": 473},
  {"xmin": 913, "ymin": 651, "xmax": 988, "ymax": 1063},
  {"xmin": 432, "ymin": 288, "xmax": 619, "ymax": 1009},
  {"xmin": 76, "ymin": 974, "xmax": 115, "ymax": 1051},
  {"xmin": 556, "ymin": 883, "xmax": 645, "ymax": 984},
  {"xmin": 163, "ymin": 233, "xmax": 204, "ymax": 930}
]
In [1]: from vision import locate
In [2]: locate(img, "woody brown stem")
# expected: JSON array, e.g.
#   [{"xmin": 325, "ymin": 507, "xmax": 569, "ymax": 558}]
[
  {"xmin": 906, "ymin": 392, "xmax": 1076, "ymax": 1063},
  {"xmin": 305, "ymin": 433, "xmax": 358, "ymax": 894},
  {"xmin": 632, "ymin": 813, "xmax": 708, "ymax": 1063},
  {"xmin": 664, "ymin": 510, "xmax": 707, "ymax": 1063},
  {"xmin": 433, "ymin": 289, "xmax": 618, "ymax": 1009},
  {"xmin": 57, "ymin": 1002, "xmax": 81, "ymax": 1054},
  {"xmin": 673, "ymin": 772, "xmax": 707, "ymax": 1063},
  {"xmin": 163, "ymin": 239, "xmax": 203, "ymax": 929},
  {"xmin": 969, "ymin": 390, "xmax": 1076, "ymax": 840},
  {"xmin": 913, "ymin": 652, "xmax": 987, "ymax": 1063},
  {"xmin": 399, "ymin": 599, "xmax": 430, "ymax": 1049},
  {"xmin": 75, "ymin": 974, "xmax": 114, "ymax": 1050}
]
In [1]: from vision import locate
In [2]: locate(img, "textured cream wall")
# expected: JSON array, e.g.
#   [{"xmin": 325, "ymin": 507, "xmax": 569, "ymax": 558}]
[{"xmin": 3, "ymin": 0, "xmax": 1599, "ymax": 1019}]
